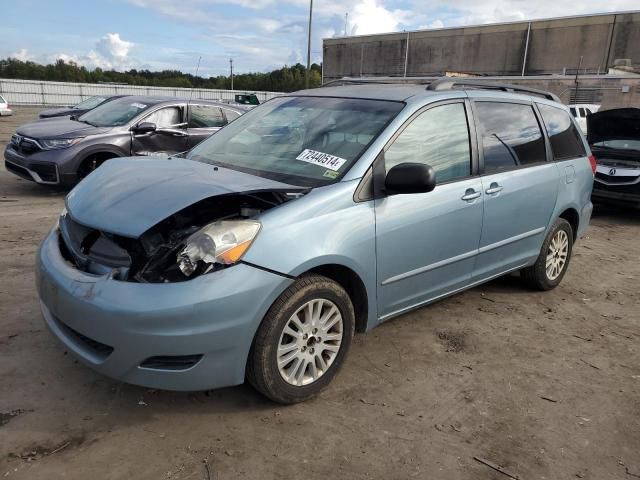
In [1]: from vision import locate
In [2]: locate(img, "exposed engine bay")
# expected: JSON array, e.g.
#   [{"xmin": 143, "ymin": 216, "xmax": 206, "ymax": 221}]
[{"xmin": 58, "ymin": 191, "xmax": 302, "ymax": 283}]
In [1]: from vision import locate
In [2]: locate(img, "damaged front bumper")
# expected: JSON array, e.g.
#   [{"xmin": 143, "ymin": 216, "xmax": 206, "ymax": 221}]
[{"xmin": 36, "ymin": 228, "xmax": 293, "ymax": 391}]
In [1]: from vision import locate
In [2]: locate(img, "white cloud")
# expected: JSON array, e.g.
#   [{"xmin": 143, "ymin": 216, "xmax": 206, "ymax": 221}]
[
  {"xmin": 418, "ymin": 19, "xmax": 444, "ymax": 29},
  {"xmin": 96, "ymin": 33, "xmax": 133, "ymax": 60},
  {"xmin": 350, "ymin": 0, "xmax": 411, "ymax": 35},
  {"xmin": 54, "ymin": 33, "xmax": 135, "ymax": 70},
  {"xmin": 11, "ymin": 48, "xmax": 34, "ymax": 61}
]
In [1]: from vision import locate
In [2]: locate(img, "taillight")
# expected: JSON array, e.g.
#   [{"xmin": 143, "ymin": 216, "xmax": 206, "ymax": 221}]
[{"xmin": 588, "ymin": 154, "xmax": 597, "ymax": 175}]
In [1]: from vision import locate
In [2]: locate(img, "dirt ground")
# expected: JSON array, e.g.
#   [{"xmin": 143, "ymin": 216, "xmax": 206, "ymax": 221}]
[{"xmin": 0, "ymin": 107, "xmax": 638, "ymax": 480}]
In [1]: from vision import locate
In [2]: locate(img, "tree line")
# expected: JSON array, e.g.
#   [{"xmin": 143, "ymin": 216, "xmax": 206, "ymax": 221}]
[{"xmin": 0, "ymin": 58, "xmax": 323, "ymax": 92}]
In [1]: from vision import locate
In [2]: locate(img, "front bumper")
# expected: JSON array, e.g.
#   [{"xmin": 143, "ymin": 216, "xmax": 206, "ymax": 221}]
[
  {"xmin": 36, "ymin": 229, "xmax": 293, "ymax": 391},
  {"xmin": 4, "ymin": 144, "xmax": 77, "ymax": 185},
  {"xmin": 592, "ymin": 182, "xmax": 640, "ymax": 207}
]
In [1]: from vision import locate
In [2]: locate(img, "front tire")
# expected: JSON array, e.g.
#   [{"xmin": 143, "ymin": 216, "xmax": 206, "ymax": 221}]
[
  {"xmin": 521, "ymin": 218, "xmax": 573, "ymax": 291},
  {"xmin": 247, "ymin": 274, "xmax": 355, "ymax": 404}
]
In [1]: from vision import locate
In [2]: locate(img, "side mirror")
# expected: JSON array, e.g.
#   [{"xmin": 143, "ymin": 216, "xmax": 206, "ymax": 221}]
[
  {"xmin": 384, "ymin": 162, "xmax": 436, "ymax": 195},
  {"xmin": 132, "ymin": 122, "xmax": 157, "ymax": 134}
]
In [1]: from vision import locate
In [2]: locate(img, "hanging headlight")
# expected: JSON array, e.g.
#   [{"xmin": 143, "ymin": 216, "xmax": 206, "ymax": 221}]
[{"xmin": 176, "ymin": 220, "xmax": 261, "ymax": 277}]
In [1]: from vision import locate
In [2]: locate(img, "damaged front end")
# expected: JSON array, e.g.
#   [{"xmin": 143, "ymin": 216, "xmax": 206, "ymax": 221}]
[{"xmin": 58, "ymin": 191, "xmax": 301, "ymax": 283}]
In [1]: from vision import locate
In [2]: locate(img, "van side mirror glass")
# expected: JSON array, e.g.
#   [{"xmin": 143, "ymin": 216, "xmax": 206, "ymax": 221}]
[{"xmin": 384, "ymin": 162, "xmax": 436, "ymax": 195}]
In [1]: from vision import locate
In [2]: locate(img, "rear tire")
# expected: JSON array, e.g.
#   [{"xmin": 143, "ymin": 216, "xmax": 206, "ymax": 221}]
[
  {"xmin": 246, "ymin": 274, "xmax": 355, "ymax": 404},
  {"xmin": 521, "ymin": 218, "xmax": 573, "ymax": 291}
]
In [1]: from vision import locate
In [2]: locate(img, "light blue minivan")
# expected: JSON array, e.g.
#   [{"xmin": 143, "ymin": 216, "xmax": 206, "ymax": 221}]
[{"xmin": 36, "ymin": 78, "xmax": 595, "ymax": 403}]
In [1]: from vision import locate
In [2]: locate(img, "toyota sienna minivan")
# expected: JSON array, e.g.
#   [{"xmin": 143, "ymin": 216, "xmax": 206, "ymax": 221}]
[{"xmin": 36, "ymin": 78, "xmax": 594, "ymax": 403}]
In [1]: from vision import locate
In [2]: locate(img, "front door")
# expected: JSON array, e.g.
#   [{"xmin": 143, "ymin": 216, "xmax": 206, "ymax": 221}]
[
  {"xmin": 131, "ymin": 105, "xmax": 187, "ymax": 156},
  {"xmin": 471, "ymin": 100, "xmax": 559, "ymax": 280},
  {"xmin": 375, "ymin": 100, "xmax": 484, "ymax": 319}
]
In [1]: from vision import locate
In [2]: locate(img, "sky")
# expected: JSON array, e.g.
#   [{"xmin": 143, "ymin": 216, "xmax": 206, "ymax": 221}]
[{"xmin": 2, "ymin": 0, "xmax": 638, "ymax": 77}]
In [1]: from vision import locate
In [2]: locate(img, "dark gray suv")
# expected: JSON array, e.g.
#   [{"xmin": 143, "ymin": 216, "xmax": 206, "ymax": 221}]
[{"xmin": 4, "ymin": 96, "xmax": 244, "ymax": 186}]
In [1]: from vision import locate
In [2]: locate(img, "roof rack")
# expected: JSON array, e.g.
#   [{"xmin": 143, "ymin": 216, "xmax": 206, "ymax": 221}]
[
  {"xmin": 426, "ymin": 77, "xmax": 560, "ymax": 102},
  {"xmin": 322, "ymin": 76, "xmax": 439, "ymax": 87},
  {"xmin": 322, "ymin": 76, "xmax": 560, "ymax": 102}
]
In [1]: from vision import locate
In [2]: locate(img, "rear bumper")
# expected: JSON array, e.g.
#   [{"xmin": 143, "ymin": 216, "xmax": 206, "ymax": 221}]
[{"xmin": 37, "ymin": 228, "xmax": 293, "ymax": 391}]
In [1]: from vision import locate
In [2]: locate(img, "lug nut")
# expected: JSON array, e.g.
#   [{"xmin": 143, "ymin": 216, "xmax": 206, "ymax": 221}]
[{"xmin": 312, "ymin": 328, "xmax": 317, "ymax": 334}]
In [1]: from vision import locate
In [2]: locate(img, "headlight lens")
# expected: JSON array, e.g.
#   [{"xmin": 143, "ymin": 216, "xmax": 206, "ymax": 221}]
[
  {"xmin": 41, "ymin": 138, "xmax": 83, "ymax": 150},
  {"xmin": 176, "ymin": 220, "xmax": 261, "ymax": 276}
]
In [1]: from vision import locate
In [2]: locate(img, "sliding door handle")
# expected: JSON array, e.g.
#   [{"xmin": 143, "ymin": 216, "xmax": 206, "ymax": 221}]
[
  {"xmin": 485, "ymin": 182, "xmax": 504, "ymax": 195},
  {"xmin": 461, "ymin": 189, "xmax": 481, "ymax": 201}
]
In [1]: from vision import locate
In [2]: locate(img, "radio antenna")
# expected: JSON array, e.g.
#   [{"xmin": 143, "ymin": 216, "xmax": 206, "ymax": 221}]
[{"xmin": 189, "ymin": 55, "xmax": 202, "ymax": 104}]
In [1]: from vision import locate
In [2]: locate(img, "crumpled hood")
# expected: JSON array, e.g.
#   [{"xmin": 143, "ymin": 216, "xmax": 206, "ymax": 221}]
[
  {"xmin": 587, "ymin": 108, "xmax": 640, "ymax": 145},
  {"xmin": 16, "ymin": 117, "xmax": 109, "ymax": 139},
  {"xmin": 66, "ymin": 157, "xmax": 303, "ymax": 238}
]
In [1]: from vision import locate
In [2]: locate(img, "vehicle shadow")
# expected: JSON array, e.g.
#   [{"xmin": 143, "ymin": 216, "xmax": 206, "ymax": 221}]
[
  {"xmin": 0, "ymin": 172, "xmax": 69, "ymax": 199},
  {"xmin": 591, "ymin": 202, "xmax": 640, "ymax": 225}
]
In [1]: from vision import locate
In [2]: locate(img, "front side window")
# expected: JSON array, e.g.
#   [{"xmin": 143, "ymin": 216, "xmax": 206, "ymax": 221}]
[
  {"xmin": 537, "ymin": 104, "xmax": 586, "ymax": 160},
  {"xmin": 476, "ymin": 102, "xmax": 545, "ymax": 173},
  {"xmin": 79, "ymin": 98, "xmax": 153, "ymax": 127},
  {"xmin": 144, "ymin": 107, "xmax": 182, "ymax": 128},
  {"xmin": 189, "ymin": 105, "xmax": 225, "ymax": 128},
  {"xmin": 384, "ymin": 103, "xmax": 471, "ymax": 183},
  {"xmin": 187, "ymin": 96, "xmax": 403, "ymax": 187}
]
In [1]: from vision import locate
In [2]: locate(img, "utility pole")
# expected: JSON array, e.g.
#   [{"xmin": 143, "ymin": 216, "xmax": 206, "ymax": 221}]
[
  {"xmin": 230, "ymin": 58, "xmax": 234, "ymax": 91},
  {"xmin": 573, "ymin": 55, "xmax": 583, "ymax": 103},
  {"xmin": 344, "ymin": 12, "xmax": 349, "ymax": 36},
  {"xmin": 306, "ymin": 0, "xmax": 313, "ymax": 89}
]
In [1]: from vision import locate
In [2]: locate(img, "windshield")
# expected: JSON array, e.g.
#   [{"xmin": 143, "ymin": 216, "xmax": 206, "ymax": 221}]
[
  {"xmin": 593, "ymin": 139, "xmax": 640, "ymax": 152},
  {"xmin": 74, "ymin": 96, "xmax": 107, "ymax": 110},
  {"xmin": 187, "ymin": 96, "xmax": 403, "ymax": 187},
  {"xmin": 78, "ymin": 98, "xmax": 151, "ymax": 127}
]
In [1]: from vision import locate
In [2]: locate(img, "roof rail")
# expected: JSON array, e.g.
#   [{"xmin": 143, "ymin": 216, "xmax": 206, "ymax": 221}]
[
  {"xmin": 322, "ymin": 76, "xmax": 439, "ymax": 87},
  {"xmin": 426, "ymin": 77, "xmax": 560, "ymax": 102}
]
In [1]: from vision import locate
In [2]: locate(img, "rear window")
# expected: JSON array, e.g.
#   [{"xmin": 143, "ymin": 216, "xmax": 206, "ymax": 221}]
[
  {"xmin": 537, "ymin": 104, "xmax": 586, "ymax": 160},
  {"xmin": 475, "ymin": 102, "xmax": 546, "ymax": 173}
]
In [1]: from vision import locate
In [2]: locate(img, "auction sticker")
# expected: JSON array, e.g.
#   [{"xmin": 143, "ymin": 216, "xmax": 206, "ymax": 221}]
[{"xmin": 296, "ymin": 149, "xmax": 347, "ymax": 171}]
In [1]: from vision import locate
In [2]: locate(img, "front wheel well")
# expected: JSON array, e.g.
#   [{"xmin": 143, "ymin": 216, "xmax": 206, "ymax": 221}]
[
  {"xmin": 305, "ymin": 264, "xmax": 369, "ymax": 333},
  {"xmin": 558, "ymin": 208, "xmax": 580, "ymax": 241},
  {"xmin": 77, "ymin": 151, "xmax": 121, "ymax": 179}
]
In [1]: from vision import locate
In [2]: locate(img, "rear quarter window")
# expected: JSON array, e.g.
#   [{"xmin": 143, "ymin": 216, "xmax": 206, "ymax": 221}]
[{"xmin": 537, "ymin": 104, "xmax": 586, "ymax": 160}]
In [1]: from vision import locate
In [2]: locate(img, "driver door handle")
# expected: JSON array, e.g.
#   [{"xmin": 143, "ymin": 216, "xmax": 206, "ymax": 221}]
[
  {"xmin": 461, "ymin": 189, "xmax": 481, "ymax": 201},
  {"xmin": 485, "ymin": 182, "xmax": 504, "ymax": 195}
]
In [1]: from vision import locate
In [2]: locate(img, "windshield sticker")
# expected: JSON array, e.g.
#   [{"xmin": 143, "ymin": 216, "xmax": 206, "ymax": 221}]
[
  {"xmin": 131, "ymin": 102, "xmax": 147, "ymax": 109},
  {"xmin": 323, "ymin": 170, "xmax": 339, "ymax": 179},
  {"xmin": 296, "ymin": 149, "xmax": 347, "ymax": 172}
]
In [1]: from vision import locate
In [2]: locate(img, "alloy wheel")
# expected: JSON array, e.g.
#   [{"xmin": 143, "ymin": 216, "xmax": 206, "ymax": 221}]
[
  {"xmin": 546, "ymin": 229, "xmax": 569, "ymax": 281},
  {"xmin": 277, "ymin": 298, "xmax": 344, "ymax": 386}
]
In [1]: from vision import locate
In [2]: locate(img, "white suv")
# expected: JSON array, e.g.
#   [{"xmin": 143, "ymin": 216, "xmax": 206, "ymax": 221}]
[
  {"xmin": 0, "ymin": 95, "xmax": 12, "ymax": 116},
  {"xmin": 569, "ymin": 103, "xmax": 600, "ymax": 133}
]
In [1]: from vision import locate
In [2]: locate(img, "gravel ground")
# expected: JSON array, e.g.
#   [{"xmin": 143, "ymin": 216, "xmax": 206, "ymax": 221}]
[{"xmin": 0, "ymin": 107, "xmax": 639, "ymax": 480}]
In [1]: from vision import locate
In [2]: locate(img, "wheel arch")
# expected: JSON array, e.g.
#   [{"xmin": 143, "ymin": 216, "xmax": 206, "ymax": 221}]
[
  {"xmin": 557, "ymin": 207, "xmax": 580, "ymax": 241},
  {"xmin": 302, "ymin": 264, "xmax": 370, "ymax": 334}
]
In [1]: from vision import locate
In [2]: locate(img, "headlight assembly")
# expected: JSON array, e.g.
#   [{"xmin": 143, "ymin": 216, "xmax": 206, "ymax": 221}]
[
  {"xmin": 41, "ymin": 137, "xmax": 83, "ymax": 150},
  {"xmin": 176, "ymin": 220, "xmax": 261, "ymax": 277}
]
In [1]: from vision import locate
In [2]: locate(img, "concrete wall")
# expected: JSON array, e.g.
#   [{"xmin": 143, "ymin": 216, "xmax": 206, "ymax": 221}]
[{"xmin": 323, "ymin": 12, "xmax": 640, "ymax": 80}]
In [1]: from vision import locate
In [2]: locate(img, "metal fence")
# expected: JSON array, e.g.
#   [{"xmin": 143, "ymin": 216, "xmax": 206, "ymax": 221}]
[{"xmin": 0, "ymin": 78, "xmax": 284, "ymax": 106}]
